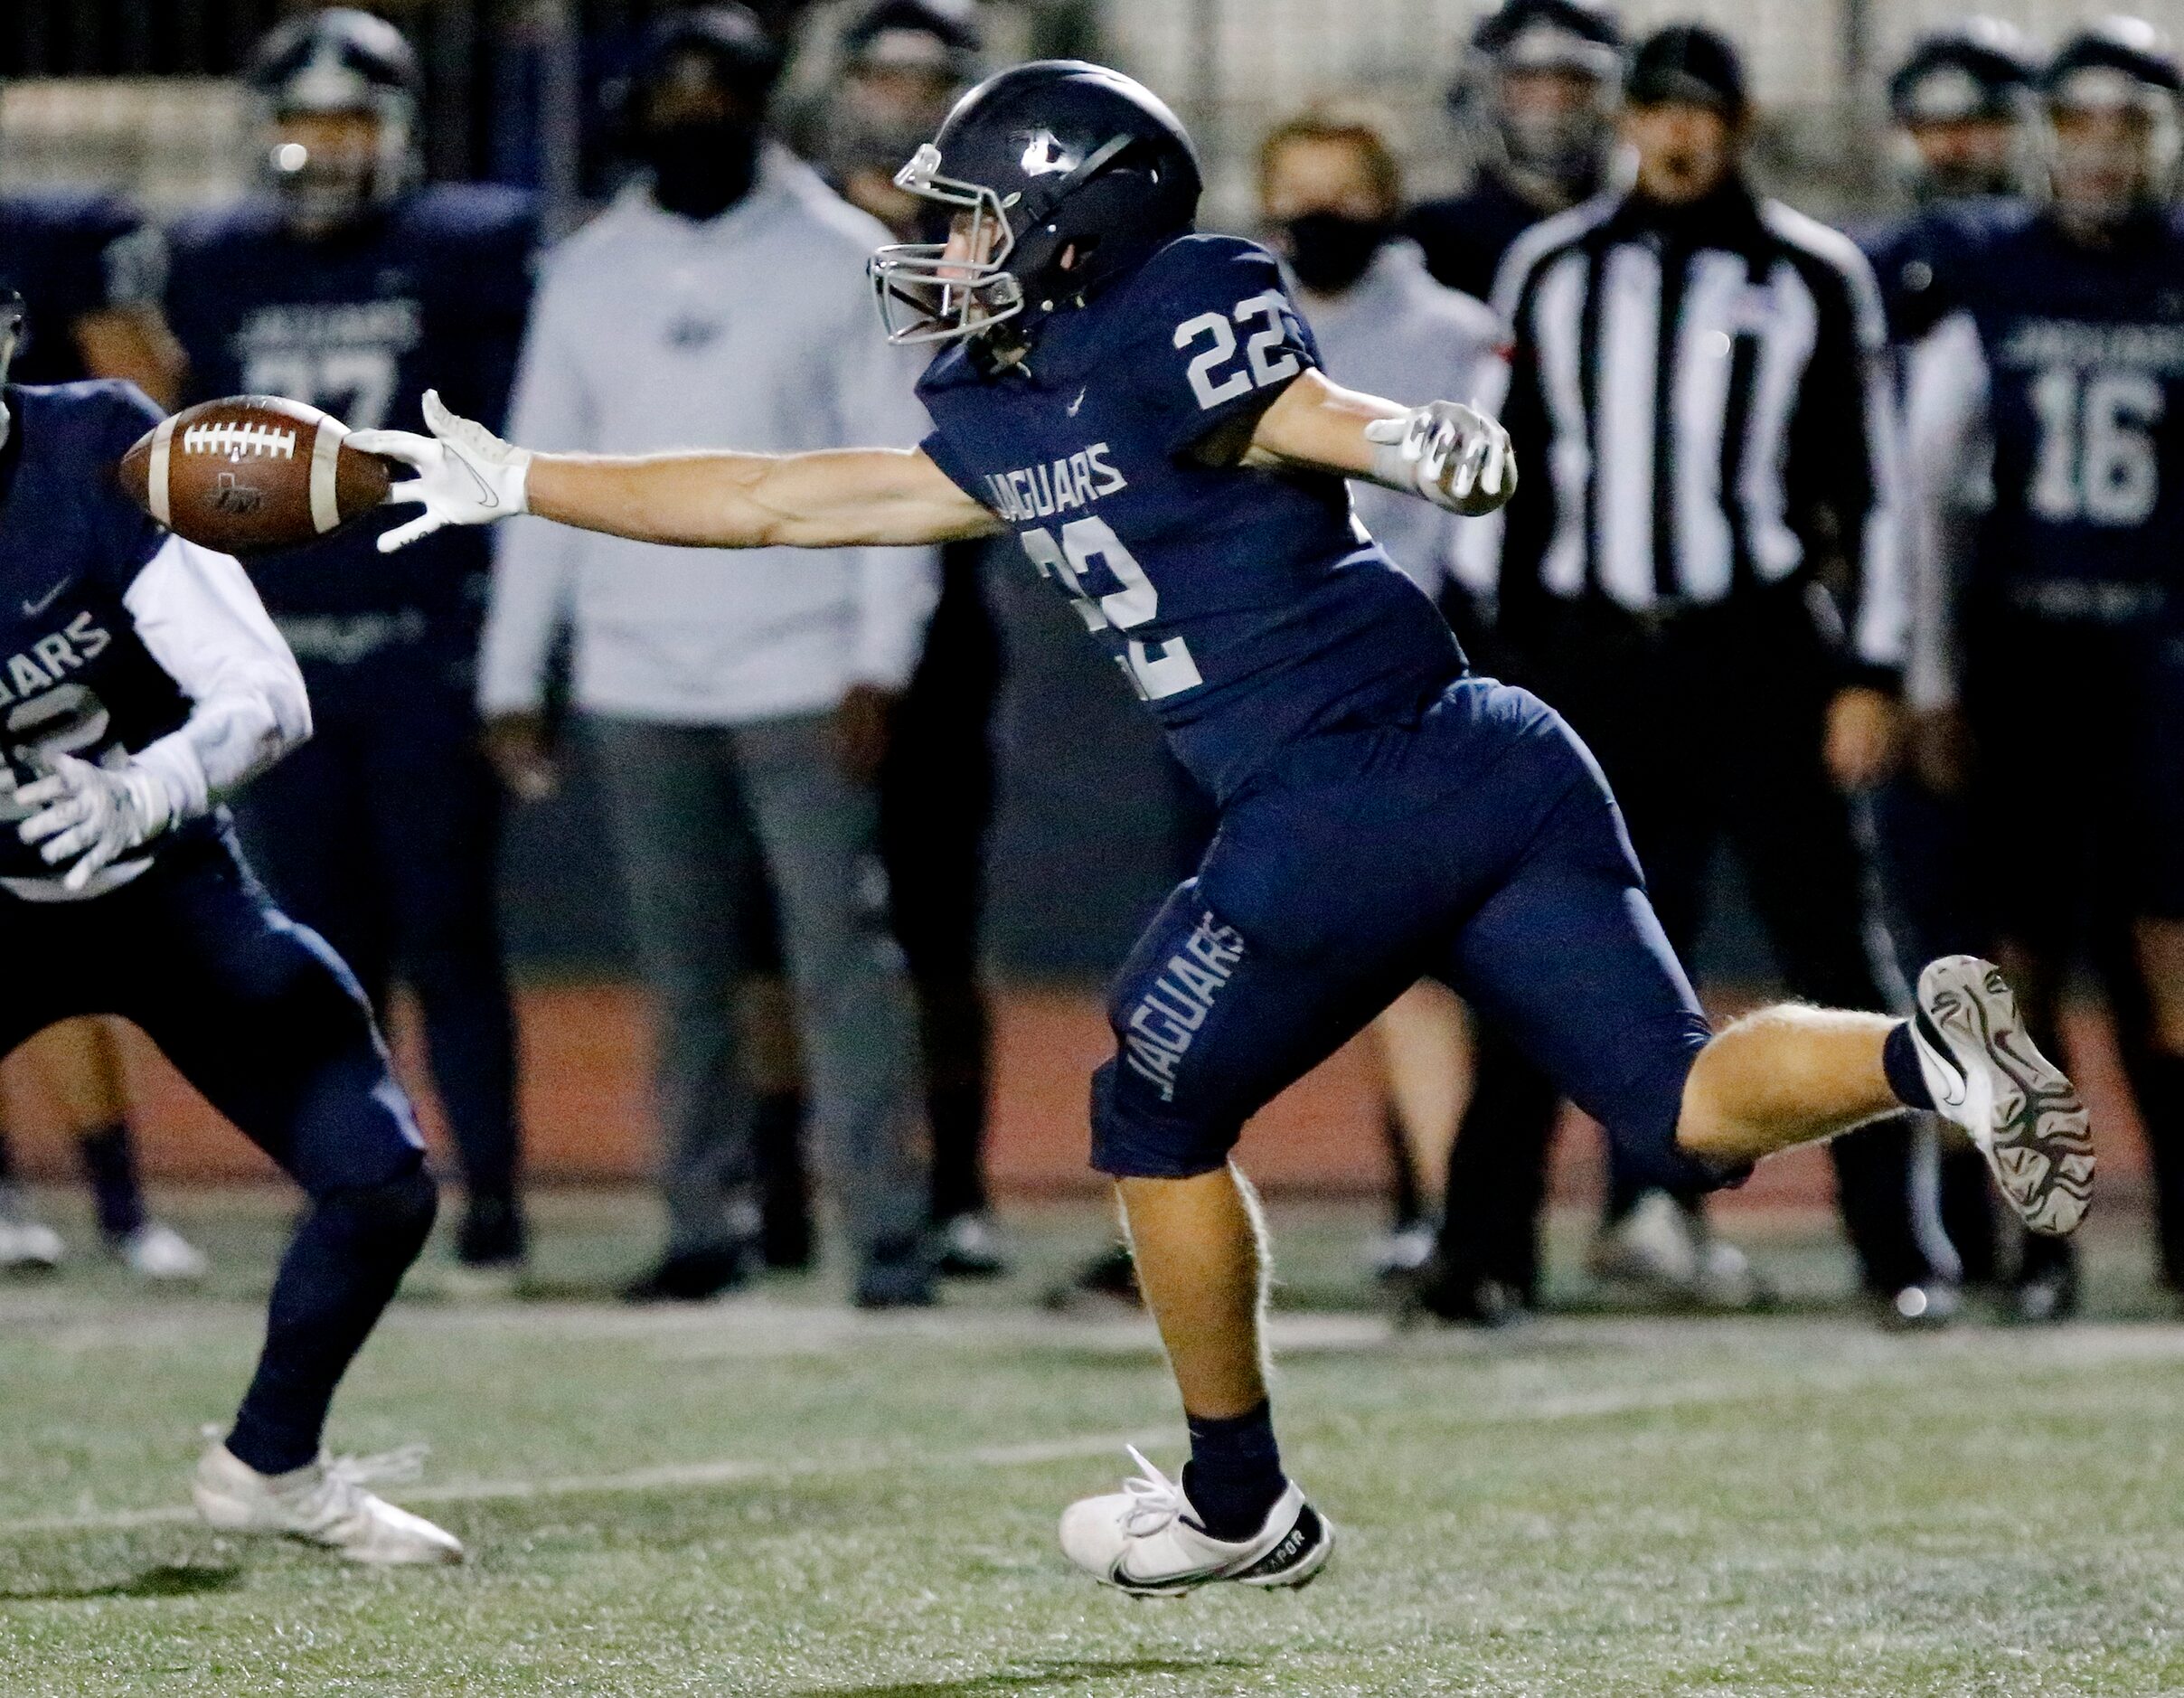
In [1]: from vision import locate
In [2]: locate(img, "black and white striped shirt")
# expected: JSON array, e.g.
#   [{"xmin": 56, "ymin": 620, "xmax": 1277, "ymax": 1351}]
[{"xmin": 1471, "ymin": 181, "xmax": 1906, "ymax": 678}]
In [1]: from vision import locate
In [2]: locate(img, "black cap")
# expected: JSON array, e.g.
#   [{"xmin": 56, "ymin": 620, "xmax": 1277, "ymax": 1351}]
[
  {"xmin": 626, "ymin": 5, "xmax": 786, "ymax": 112},
  {"xmin": 1626, "ymin": 24, "xmax": 1747, "ymax": 119}
]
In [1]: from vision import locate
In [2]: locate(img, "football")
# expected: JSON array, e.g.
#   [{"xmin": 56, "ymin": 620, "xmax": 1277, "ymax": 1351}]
[{"xmin": 116, "ymin": 394, "xmax": 394, "ymax": 555}]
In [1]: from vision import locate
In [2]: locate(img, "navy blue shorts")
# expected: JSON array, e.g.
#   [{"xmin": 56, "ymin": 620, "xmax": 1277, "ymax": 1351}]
[
  {"xmin": 0, "ymin": 833, "xmax": 427, "ymax": 1196},
  {"xmin": 1090, "ymin": 677, "xmax": 1723, "ymax": 1194}
]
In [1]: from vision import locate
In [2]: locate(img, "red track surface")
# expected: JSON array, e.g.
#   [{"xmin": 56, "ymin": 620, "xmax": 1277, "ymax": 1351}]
[{"xmin": 0, "ymin": 983, "xmax": 2147, "ymax": 1205}]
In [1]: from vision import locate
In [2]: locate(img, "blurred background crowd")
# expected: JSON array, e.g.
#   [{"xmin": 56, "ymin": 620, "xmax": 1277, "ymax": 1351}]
[{"xmin": 0, "ymin": 0, "xmax": 2177, "ymax": 1325}]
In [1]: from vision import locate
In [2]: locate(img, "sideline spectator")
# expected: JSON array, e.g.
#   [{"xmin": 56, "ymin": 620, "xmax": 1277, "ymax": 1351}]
[
  {"xmin": 481, "ymin": 5, "xmax": 937, "ymax": 1307},
  {"xmin": 1257, "ymin": 105, "xmax": 1500, "ymax": 1289}
]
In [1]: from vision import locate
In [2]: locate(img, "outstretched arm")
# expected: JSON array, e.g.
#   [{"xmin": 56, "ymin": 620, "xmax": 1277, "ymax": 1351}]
[
  {"xmin": 352, "ymin": 391, "xmax": 1004, "ymax": 554},
  {"xmin": 1239, "ymin": 369, "xmax": 1516, "ymax": 518}
]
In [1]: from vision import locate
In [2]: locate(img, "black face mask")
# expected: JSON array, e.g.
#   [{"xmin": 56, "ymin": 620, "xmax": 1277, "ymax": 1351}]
[
  {"xmin": 1282, "ymin": 212, "xmax": 1392, "ymax": 293},
  {"xmin": 642, "ymin": 119, "xmax": 762, "ymax": 221}
]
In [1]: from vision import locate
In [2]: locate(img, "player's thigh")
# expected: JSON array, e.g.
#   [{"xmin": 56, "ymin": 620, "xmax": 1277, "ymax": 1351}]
[
  {"xmin": 586, "ymin": 718, "xmax": 756, "ymax": 995},
  {"xmin": 115, "ymin": 848, "xmax": 424, "ymax": 1193},
  {"xmin": 1442, "ymin": 782, "xmax": 1717, "ymax": 1196},
  {"xmin": 1092, "ymin": 879, "xmax": 1422, "ymax": 1179}
]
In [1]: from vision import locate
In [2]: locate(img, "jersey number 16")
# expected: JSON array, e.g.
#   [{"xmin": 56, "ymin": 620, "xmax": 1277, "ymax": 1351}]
[{"xmin": 2029, "ymin": 365, "xmax": 2164, "ymax": 527}]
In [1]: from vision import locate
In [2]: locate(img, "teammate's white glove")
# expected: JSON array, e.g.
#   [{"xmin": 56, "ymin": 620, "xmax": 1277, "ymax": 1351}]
[
  {"xmin": 15, "ymin": 754, "xmax": 174, "ymax": 892},
  {"xmin": 350, "ymin": 389, "xmax": 532, "ymax": 554},
  {"xmin": 1364, "ymin": 400, "xmax": 1517, "ymax": 517}
]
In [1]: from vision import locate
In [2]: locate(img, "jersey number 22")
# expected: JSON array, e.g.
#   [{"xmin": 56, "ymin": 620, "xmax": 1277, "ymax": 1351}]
[{"xmin": 1020, "ymin": 516, "xmax": 1203, "ymax": 701}]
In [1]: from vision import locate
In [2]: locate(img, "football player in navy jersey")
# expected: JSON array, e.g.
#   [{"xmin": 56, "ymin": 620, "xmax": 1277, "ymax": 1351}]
[
  {"xmin": 1905, "ymin": 20, "xmax": 2184, "ymax": 1319},
  {"xmin": 165, "ymin": 9, "xmax": 539, "ymax": 1279},
  {"xmin": 1859, "ymin": 18, "xmax": 2043, "ymax": 1316},
  {"xmin": 366, "ymin": 61, "xmax": 2092, "ymax": 1594},
  {"xmin": 0, "ymin": 289, "xmax": 458, "ymax": 1563},
  {"xmin": 1400, "ymin": 0, "xmax": 1624, "ymax": 303},
  {"xmin": 0, "ymin": 97, "xmax": 201, "ymax": 1281}
]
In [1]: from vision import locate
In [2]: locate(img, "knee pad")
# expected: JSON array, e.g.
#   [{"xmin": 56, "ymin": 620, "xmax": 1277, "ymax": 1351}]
[{"xmin": 1087, "ymin": 1057, "xmax": 1241, "ymax": 1180}]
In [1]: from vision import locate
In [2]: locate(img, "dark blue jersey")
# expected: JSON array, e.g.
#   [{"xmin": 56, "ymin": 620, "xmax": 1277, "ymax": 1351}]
[
  {"xmin": 165, "ymin": 184, "xmax": 537, "ymax": 659},
  {"xmin": 1853, "ymin": 199, "xmax": 2010, "ymax": 348},
  {"xmin": 1932, "ymin": 203, "xmax": 2184, "ymax": 630},
  {"xmin": 917, "ymin": 233, "xmax": 1464, "ymax": 803},
  {"xmin": 1401, "ymin": 174, "xmax": 1558, "ymax": 304},
  {"xmin": 0, "ymin": 382, "xmax": 206, "ymax": 885},
  {"xmin": 0, "ymin": 191, "xmax": 163, "ymax": 386}
]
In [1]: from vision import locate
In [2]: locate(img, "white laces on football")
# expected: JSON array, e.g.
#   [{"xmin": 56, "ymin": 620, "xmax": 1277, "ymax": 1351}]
[{"xmin": 1117, "ymin": 1446, "xmax": 1190, "ymax": 1537}]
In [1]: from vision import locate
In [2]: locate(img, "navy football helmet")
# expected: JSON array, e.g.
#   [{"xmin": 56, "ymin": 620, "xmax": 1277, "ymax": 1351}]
[
  {"xmin": 246, "ymin": 8, "xmax": 422, "ymax": 233},
  {"xmin": 1454, "ymin": 0, "xmax": 1624, "ymax": 197},
  {"xmin": 1887, "ymin": 19, "xmax": 2038, "ymax": 200},
  {"xmin": 868, "ymin": 61, "xmax": 1201, "ymax": 347},
  {"xmin": 1888, "ymin": 18, "xmax": 2038, "ymax": 126},
  {"xmin": 2041, "ymin": 17, "xmax": 2183, "ymax": 222}
]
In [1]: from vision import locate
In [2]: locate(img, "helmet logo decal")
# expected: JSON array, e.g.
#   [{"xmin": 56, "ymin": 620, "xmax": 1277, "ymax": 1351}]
[{"xmin": 1021, "ymin": 130, "xmax": 1077, "ymax": 176}]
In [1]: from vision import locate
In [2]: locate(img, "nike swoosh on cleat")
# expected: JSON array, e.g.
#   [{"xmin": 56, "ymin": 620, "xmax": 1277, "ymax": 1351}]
[{"xmin": 1912, "ymin": 1004, "xmax": 1968, "ymax": 1108}]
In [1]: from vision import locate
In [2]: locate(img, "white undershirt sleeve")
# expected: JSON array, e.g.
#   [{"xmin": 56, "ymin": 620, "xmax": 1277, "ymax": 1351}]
[
  {"xmin": 122, "ymin": 533, "xmax": 312, "ymax": 820},
  {"xmin": 1901, "ymin": 312, "xmax": 1991, "ymax": 710}
]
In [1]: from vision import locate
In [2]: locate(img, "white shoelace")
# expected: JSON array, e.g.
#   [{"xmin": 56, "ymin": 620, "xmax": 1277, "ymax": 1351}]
[
  {"xmin": 1117, "ymin": 1446, "xmax": 1188, "ymax": 1537},
  {"xmin": 323, "ymin": 1444, "xmax": 428, "ymax": 1495}
]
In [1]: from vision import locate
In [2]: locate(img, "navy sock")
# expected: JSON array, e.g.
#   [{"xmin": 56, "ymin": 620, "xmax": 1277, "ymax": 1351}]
[
  {"xmin": 1181, "ymin": 1401, "xmax": 1285, "ymax": 1542},
  {"xmin": 1883, "ymin": 1020, "xmax": 1936, "ymax": 1112},
  {"xmin": 227, "ymin": 1169, "xmax": 437, "ymax": 1476},
  {"xmin": 77, "ymin": 1124, "xmax": 146, "ymax": 1241}
]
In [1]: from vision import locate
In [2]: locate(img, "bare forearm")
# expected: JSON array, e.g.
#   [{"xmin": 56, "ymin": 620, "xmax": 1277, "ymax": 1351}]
[
  {"xmin": 1245, "ymin": 372, "xmax": 1404, "ymax": 476},
  {"xmin": 524, "ymin": 445, "xmax": 999, "ymax": 550},
  {"xmin": 528, "ymin": 448, "xmax": 852, "ymax": 548}
]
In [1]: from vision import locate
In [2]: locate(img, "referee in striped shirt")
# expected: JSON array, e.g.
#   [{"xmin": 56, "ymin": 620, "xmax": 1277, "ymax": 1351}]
[{"xmin": 1433, "ymin": 24, "xmax": 1956, "ymax": 1324}]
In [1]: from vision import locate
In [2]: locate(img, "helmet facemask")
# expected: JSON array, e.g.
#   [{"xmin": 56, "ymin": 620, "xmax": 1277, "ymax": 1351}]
[
  {"xmin": 259, "ymin": 63, "xmax": 416, "ymax": 238},
  {"xmin": 869, "ymin": 143, "xmax": 1027, "ymax": 344},
  {"xmin": 2044, "ymin": 68, "xmax": 2181, "ymax": 234}
]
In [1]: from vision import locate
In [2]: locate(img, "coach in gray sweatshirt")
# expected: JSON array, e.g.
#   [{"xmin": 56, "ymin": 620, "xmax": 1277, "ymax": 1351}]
[{"xmin": 478, "ymin": 7, "xmax": 937, "ymax": 1307}]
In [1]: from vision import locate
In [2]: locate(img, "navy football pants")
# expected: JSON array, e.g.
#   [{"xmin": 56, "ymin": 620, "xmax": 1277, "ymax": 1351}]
[
  {"xmin": 233, "ymin": 670, "xmax": 520, "ymax": 1203},
  {"xmin": 0, "ymin": 834, "xmax": 433, "ymax": 1473},
  {"xmin": 1091, "ymin": 678, "xmax": 1720, "ymax": 1198}
]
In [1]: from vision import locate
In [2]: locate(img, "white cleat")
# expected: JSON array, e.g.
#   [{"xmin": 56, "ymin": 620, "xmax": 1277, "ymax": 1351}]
[
  {"xmin": 0, "ymin": 1190, "xmax": 64, "ymax": 1272},
  {"xmin": 193, "ymin": 1440, "xmax": 465, "ymax": 1566},
  {"xmin": 1586, "ymin": 1190, "xmax": 1697, "ymax": 1292},
  {"xmin": 1910, "ymin": 957, "xmax": 2095, "ymax": 1238},
  {"xmin": 1059, "ymin": 1446, "xmax": 1332, "ymax": 1598},
  {"xmin": 115, "ymin": 1222, "xmax": 209, "ymax": 1282}
]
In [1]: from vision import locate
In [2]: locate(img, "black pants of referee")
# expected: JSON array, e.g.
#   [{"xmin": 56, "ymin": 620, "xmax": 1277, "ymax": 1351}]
[{"xmin": 1436, "ymin": 585, "xmax": 1944, "ymax": 1300}]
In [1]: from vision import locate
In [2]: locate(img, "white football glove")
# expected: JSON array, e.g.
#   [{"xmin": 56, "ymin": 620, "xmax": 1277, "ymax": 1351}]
[
  {"xmin": 15, "ymin": 754, "xmax": 174, "ymax": 892},
  {"xmin": 1363, "ymin": 400, "xmax": 1517, "ymax": 518},
  {"xmin": 350, "ymin": 389, "xmax": 532, "ymax": 554}
]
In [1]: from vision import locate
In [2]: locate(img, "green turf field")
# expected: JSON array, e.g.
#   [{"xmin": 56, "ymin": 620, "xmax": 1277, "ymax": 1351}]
[{"xmin": 2, "ymin": 1188, "xmax": 2181, "ymax": 1696}]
